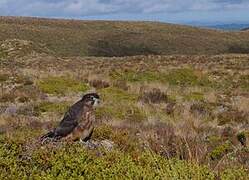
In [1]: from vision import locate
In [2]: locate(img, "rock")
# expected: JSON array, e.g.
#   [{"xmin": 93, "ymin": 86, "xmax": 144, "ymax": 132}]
[
  {"xmin": 4, "ymin": 105, "xmax": 18, "ymax": 115},
  {"xmin": 80, "ymin": 139, "xmax": 115, "ymax": 151},
  {"xmin": 80, "ymin": 140, "xmax": 99, "ymax": 150},
  {"xmin": 213, "ymin": 105, "xmax": 229, "ymax": 115},
  {"xmin": 100, "ymin": 140, "xmax": 115, "ymax": 151}
]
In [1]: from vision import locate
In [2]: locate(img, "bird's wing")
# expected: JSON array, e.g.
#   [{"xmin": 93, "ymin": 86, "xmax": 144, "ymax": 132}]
[{"xmin": 53, "ymin": 100, "xmax": 84, "ymax": 138}]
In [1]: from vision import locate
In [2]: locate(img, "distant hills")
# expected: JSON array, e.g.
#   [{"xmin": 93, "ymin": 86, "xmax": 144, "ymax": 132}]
[
  {"xmin": 205, "ymin": 23, "xmax": 249, "ymax": 31},
  {"xmin": 241, "ymin": 27, "xmax": 249, "ymax": 31},
  {"xmin": 1, "ymin": 16, "xmax": 249, "ymax": 57}
]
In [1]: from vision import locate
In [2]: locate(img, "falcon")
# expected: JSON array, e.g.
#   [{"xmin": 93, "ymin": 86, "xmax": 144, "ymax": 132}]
[{"xmin": 41, "ymin": 93, "xmax": 100, "ymax": 143}]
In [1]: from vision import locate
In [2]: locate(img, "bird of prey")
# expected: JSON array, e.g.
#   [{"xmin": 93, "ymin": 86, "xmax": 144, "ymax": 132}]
[{"xmin": 41, "ymin": 93, "xmax": 100, "ymax": 143}]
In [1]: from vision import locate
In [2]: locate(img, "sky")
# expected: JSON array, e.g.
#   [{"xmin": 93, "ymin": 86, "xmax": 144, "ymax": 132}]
[{"xmin": 0, "ymin": 0, "xmax": 249, "ymax": 25}]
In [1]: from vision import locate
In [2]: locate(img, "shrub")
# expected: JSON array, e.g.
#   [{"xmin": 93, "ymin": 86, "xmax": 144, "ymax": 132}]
[
  {"xmin": 0, "ymin": 138, "xmax": 216, "ymax": 179},
  {"xmin": 139, "ymin": 88, "xmax": 168, "ymax": 104},
  {"xmin": 112, "ymin": 80, "xmax": 129, "ymax": 91},
  {"xmin": 220, "ymin": 167, "xmax": 249, "ymax": 180},
  {"xmin": 209, "ymin": 142, "xmax": 232, "ymax": 160},
  {"xmin": 237, "ymin": 132, "xmax": 247, "ymax": 146},
  {"xmin": 217, "ymin": 110, "xmax": 248, "ymax": 125},
  {"xmin": 0, "ymin": 93, "xmax": 15, "ymax": 103},
  {"xmin": 190, "ymin": 102, "xmax": 211, "ymax": 117},
  {"xmin": 89, "ymin": 79, "xmax": 110, "ymax": 89}
]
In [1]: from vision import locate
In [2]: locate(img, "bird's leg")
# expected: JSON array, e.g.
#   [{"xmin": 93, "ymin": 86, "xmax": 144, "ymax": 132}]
[{"xmin": 82, "ymin": 129, "xmax": 94, "ymax": 142}]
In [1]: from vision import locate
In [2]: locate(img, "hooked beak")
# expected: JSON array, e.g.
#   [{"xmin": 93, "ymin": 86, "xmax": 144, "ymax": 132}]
[{"xmin": 93, "ymin": 98, "xmax": 100, "ymax": 107}]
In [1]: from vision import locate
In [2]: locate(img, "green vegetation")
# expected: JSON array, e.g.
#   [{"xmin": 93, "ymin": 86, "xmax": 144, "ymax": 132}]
[
  {"xmin": 220, "ymin": 168, "xmax": 249, "ymax": 180},
  {"xmin": 100, "ymin": 87, "xmax": 138, "ymax": 103},
  {"xmin": 239, "ymin": 75, "xmax": 249, "ymax": 91},
  {"xmin": 110, "ymin": 70, "xmax": 161, "ymax": 82},
  {"xmin": 0, "ymin": 49, "xmax": 7, "ymax": 59},
  {"xmin": 111, "ymin": 68, "xmax": 211, "ymax": 87},
  {"xmin": 96, "ymin": 87, "xmax": 146, "ymax": 121},
  {"xmin": 209, "ymin": 142, "xmax": 232, "ymax": 160},
  {"xmin": 34, "ymin": 101, "xmax": 70, "ymax": 115},
  {"xmin": 184, "ymin": 92, "xmax": 204, "ymax": 101},
  {"xmin": 38, "ymin": 76, "xmax": 89, "ymax": 95},
  {"xmin": 1, "ymin": 130, "xmax": 247, "ymax": 179},
  {"xmin": 0, "ymin": 73, "xmax": 8, "ymax": 82},
  {"xmin": 0, "ymin": 134, "xmax": 215, "ymax": 179},
  {"xmin": 163, "ymin": 68, "xmax": 211, "ymax": 86}
]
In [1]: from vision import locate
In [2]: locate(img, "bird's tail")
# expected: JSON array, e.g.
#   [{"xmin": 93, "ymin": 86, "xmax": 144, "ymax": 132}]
[{"xmin": 40, "ymin": 131, "xmax": 55, "ymax": 143}]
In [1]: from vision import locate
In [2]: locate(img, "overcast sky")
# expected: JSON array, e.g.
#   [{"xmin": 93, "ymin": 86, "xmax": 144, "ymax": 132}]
[{"xmin": 0, "ymin": 0, "xmax": 249, "ymax": 24}]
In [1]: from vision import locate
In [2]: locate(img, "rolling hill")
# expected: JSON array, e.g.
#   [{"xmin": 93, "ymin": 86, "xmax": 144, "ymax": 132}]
[{"xmin": 1, "ymin": 16, "xmax": 249, "ymax": 57}]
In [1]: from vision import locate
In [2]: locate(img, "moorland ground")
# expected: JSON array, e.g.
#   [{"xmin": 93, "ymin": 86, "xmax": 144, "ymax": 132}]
[{"xmin": 0, "ymin": 17, "xmax": 249, "ymax": 179}]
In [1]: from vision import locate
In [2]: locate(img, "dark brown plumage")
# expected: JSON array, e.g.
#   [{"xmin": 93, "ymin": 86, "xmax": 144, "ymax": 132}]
[{"xmin": 41, "ymin": 93, "xmax": 100, "ymax": 143}]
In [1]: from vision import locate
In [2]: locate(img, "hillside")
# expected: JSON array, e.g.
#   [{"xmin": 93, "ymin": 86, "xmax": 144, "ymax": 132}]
[
  {"xmin": 1, "ymin": 16, "xmax": 249, "ymax": 57},
  {"xmin": 1, "ymin": 50, "xmax": 249, "ymax": 178}
]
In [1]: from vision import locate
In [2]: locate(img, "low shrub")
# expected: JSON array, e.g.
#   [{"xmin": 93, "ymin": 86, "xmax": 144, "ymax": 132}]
[
  {"xmin": 220, "ymin": 167, "xmax": 249, "ymax": 180},
  {"xmin": 139, "ymin": 88, "xmax": 168, "ymax": 104},
  {"xmin": 89, "ymin": 79, "xmax": 110, "ymax": 89},
  {"xmin": 209, "ymin": 142, "xmax": 232, "ymax": 160},
  {"xmin": 0, "ymin": 138, "xmax": 217, "ymax": 179}
]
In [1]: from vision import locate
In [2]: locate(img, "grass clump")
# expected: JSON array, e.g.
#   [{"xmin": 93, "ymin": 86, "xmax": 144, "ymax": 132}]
[
  {"xmin": 139, "ymin": 88, "xmax": 168, "ymax": 104},
  {"xmin": 37, "ymin": 76, "xmax": 89, "ymax": 95}
]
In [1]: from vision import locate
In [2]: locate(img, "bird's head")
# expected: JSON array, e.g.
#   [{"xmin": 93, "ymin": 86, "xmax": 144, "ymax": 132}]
[{"xmin": 82, "ymin": 93, "xmax": 100, "ymax": 107}]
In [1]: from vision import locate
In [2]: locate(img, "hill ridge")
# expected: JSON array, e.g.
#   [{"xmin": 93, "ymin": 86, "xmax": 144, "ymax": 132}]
[{"xmin": 0, "ymin": 16, "xmax": 249, "ymax": 57}]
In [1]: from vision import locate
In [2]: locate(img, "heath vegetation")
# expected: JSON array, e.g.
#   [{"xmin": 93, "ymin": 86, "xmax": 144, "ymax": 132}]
[{"xmin": 0, "ymin": 17, "xmax": 249, "ymax": 179}]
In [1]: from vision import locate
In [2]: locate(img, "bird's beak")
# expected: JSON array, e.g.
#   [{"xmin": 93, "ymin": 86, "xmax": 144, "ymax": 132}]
[{"xmin": 93, "ymin": 98, "xmax": 100, "ymax": 107}]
